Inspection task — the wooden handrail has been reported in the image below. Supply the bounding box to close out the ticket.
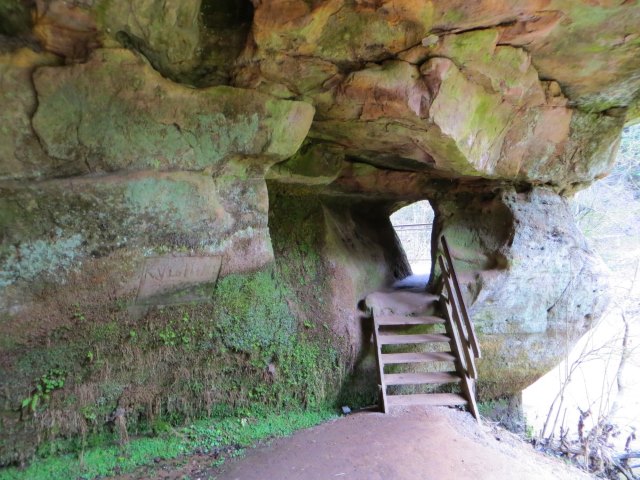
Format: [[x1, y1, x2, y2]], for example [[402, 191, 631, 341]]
[[369, 234, 481, 421], [438, 256, 477, 380], [437, 252, 481, 421], [372, 316, 388, 414], [440, 236, 481, 359]]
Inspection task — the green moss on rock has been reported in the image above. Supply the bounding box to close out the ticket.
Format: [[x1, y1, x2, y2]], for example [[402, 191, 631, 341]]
[[0, 265, 344, 466], [212, 270, 296, 360], [32, 49, 314, 172]]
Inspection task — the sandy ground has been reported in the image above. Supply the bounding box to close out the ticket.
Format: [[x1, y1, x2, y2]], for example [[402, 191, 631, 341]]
[[216, 407, 592, 480], [116, 407, 594, 480]]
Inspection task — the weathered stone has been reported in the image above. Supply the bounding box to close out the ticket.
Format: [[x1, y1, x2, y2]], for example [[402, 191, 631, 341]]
[[519, 3, 640, 113], [0, 0, 638, 465], [250, 0, 640, 113], [0, 48, 60, 180], [250, 0, 433, 63], [431, 187, 611, 397], [236, 0, 639, 188], [0, 165, 276, 351], [28, 0, 202, 74], [268, 187, 411, 403], [267, 142, 346, 186], [136, 255, 222, 302], [32, 0, 100, 61], [303, 32, 625, 186], [95, 0, 201, 74], [235, 52, 340, 101], [32, 49, 314, 173]]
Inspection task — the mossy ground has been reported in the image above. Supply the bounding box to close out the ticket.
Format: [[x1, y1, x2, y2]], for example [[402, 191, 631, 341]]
[[0, 409, 336, 480]]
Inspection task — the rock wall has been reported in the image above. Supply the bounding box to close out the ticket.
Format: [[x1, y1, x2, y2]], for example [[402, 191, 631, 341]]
[[1, 0, 638, 465], [0, 47, 322, 464], [268, 187, 411, 406], [1, 47, 314, 308], [430, 187, 610, 397], [0, 47, 408, 458]]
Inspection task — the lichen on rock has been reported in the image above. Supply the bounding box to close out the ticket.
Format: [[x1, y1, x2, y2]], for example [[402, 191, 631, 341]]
[[32, 49, 314, 173]]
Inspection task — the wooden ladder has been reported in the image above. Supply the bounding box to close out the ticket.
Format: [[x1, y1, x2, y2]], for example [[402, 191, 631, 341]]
[[373, 236, 482, 420]]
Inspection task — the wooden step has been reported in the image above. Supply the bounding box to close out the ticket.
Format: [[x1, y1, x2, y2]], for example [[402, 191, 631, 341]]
[[381, 352, 456, 364], [378, 333, 449, 345], [386, 393, 467, 407], [376, 315, 445, 326], [385, 372, 460, 385]]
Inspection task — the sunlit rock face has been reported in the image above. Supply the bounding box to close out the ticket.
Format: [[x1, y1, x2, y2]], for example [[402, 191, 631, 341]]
[[0, 0, 638, 464]]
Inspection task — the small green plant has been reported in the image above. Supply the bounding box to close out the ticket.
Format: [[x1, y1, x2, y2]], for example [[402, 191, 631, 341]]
[[157, 312, 197, 347], [158, 326, 178, 347], [179, 312, 197, 346], [21, 368, 67, 413], [72, 304, 86, 322], [524, 422, 534, 440], [80, 405, 98, 423], [151, 419, 172, 436]]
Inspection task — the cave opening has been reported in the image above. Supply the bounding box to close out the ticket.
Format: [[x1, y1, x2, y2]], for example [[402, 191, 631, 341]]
[[390, 200, 435, 283]]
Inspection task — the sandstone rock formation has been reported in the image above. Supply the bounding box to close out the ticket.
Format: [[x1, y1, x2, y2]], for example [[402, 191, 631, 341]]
[[431, 187, 611, 397], [0, 0, 638, 464]]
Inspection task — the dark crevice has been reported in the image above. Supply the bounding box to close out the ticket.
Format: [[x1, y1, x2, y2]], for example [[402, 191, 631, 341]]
[[430, 18, 519, 36], [0, 0, 33, 37], [344, 155, 436, 174], [193, 0, 254, 87], [201, 0, 254, 30]]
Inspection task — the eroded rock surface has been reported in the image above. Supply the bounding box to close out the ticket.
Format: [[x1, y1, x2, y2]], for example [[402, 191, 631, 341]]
[[431, 187, 610, 397], [237, 0, 637, 188]]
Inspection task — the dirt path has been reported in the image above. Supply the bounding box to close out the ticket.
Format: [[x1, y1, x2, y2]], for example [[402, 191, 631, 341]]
[[214, 407, 591, 480], [112, 407, 593, 480]]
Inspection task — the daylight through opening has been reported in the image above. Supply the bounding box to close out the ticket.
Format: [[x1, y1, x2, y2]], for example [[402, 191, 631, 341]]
[[390, 200, 434, 276]]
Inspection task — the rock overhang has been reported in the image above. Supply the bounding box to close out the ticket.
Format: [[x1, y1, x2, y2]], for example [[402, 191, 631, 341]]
[[2, 0, 638, 190]]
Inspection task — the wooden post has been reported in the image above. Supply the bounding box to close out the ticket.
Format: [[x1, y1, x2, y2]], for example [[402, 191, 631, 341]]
[[372, 315, 388, 413], [441, 236, 481, 359]]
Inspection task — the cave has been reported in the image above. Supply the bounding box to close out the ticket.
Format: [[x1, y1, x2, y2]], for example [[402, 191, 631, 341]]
[[0, 0, 638, 472]]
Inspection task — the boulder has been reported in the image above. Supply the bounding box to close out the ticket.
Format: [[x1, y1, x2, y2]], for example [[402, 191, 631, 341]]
[[32, 48, 314, 173]]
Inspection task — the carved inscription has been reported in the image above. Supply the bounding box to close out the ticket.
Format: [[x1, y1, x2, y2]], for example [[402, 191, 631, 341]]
[[137, 256, 222, 301]]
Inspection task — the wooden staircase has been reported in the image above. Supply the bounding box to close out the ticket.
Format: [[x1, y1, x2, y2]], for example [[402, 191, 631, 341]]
[[373, 236, 482, 420]]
